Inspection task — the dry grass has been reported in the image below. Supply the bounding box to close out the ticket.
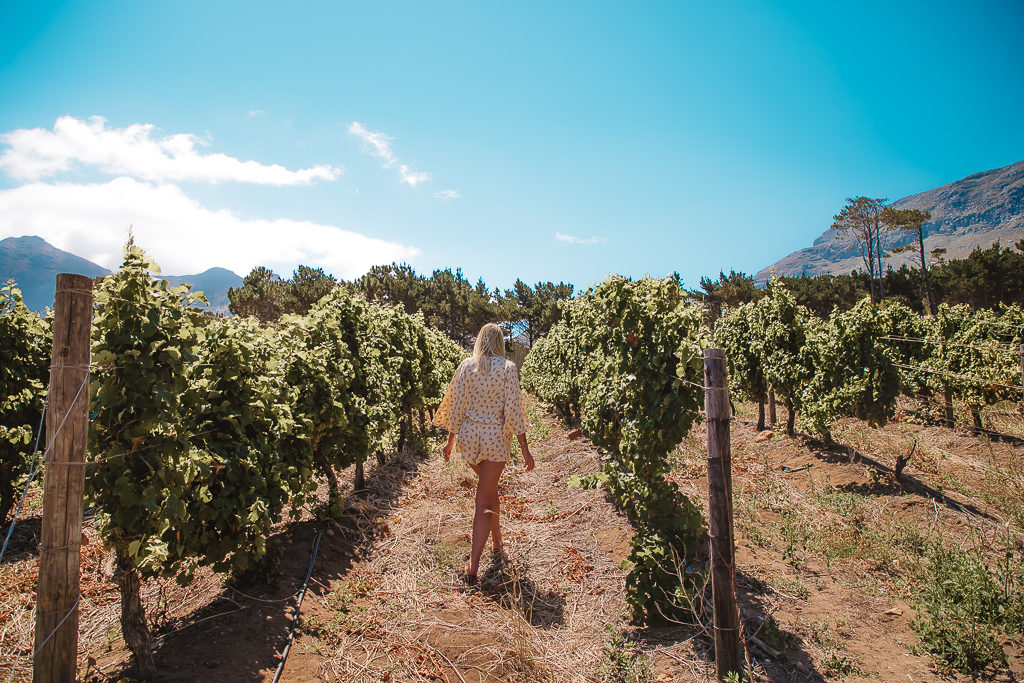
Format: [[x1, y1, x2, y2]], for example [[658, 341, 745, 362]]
[[290, 402, 639, 682], [4, 394, 1023, 682], [667, 400, 1024, 682]]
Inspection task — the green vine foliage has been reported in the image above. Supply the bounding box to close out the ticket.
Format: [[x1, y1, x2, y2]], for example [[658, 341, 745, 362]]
[[421, 325, 466, 409], [278, 290, 364, 494], [180, 316, 315, 578], [714, 301, 767, 405], [920, 304, 1023, 423], [716, 287, 1023, 438], [358, 304, 427, 453], [754, 281, 816, 429], [18, 237, 470, 673], [280, 291, 465, 501], [875, 298, 932, 398], [996, 304, 1024, 407], [0, 281, 51, 521], [88, 239, 208, 580], [521, 319, 584, 425], [528, 275, 706, 623], [800, 299, 901, 435], [717, 288, 902, 439], [359, 304, 465, 455]]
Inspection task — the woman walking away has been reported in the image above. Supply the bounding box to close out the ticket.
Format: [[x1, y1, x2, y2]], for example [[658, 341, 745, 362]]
[[434, 323, 535, 581]]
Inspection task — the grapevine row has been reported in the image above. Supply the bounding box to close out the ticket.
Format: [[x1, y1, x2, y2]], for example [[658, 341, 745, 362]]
[[520, 275, 1023, 623], [522, 275, 707, 622], [2, 239, 465, 677], [0, 281, 51, 525], [714, 281, 1023, 439]]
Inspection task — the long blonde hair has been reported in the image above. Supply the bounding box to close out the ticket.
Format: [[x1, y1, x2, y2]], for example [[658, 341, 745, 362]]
[[472, 323, 506, 374]]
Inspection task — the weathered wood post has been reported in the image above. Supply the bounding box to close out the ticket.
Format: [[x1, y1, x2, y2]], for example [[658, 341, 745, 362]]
[[354, 460, 365, 491], [704, 348, 741, 681], [943, 388, 955, 428], [768, 390, 777, 428], [34, 274, 93, 683], [1019, 344, 1023, 408]]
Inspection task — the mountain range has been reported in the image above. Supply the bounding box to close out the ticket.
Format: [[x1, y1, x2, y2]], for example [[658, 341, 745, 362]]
[[0, 235, 241, 314], [755, 160, 1024, 281]]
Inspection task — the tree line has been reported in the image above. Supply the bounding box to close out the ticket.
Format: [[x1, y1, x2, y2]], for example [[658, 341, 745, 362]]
[[227, 262, 574, 347], [698, 239, 1024, 321]]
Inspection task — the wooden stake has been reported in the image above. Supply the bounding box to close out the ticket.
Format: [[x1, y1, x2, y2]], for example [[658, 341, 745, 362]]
[[354, 460, 365, 491], [768, 390, 777, 427], [34, 274, 92, 683], [943, 387, 954, 428], [703, 348, 741, 681]]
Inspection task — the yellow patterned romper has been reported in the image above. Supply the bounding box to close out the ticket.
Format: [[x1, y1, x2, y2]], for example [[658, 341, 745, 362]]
[[433, 356, 529, 465]]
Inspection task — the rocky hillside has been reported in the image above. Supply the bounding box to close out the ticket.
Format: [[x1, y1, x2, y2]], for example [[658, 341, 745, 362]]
[[756, 159, 1024, 280], [0, 235, 241, 313]]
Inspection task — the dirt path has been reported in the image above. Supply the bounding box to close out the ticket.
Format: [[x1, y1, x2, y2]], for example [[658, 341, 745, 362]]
[[279, 399, 638, 682]]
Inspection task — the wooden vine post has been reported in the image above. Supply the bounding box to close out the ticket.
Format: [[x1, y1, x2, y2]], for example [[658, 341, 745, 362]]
[[34, 274, 93, 683], [703, 348, 741, 681]]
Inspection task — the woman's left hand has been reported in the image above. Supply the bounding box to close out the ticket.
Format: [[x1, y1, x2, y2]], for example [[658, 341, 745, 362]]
[[522, 446, 535, 473], [443, 435, 455, 462]]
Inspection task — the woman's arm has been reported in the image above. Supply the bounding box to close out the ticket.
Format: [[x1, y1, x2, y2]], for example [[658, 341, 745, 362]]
[[503, 362, 534, 472], [434, 359, 470, 433], [443, 431, 456, 461], [516, 432, 535, 472]]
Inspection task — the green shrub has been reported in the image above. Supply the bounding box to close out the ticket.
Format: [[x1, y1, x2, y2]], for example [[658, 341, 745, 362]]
[[598, 625, 653, 683], [911, 540, 1023, 674]]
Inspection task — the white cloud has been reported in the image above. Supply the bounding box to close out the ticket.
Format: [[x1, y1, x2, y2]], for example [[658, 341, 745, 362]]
[[555, 232, 608, 245], [434, 189, 461, 201], [0, 178, 418, 278], [0, 116, 341, 185], [247, 109, 267, 118], [348, 121, 430, 186]]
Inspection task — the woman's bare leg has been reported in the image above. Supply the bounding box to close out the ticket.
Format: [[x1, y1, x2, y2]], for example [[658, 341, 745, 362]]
[[468, 460, 505, 576], [490, 490, 503, 551], [468, 462, 502, 551]]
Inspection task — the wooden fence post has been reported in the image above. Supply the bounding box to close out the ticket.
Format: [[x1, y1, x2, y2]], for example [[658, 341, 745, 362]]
[[943, 388, 955, 428], [768, 390, 777, 428], [704, 348, 741, 681], [354, 460, 365, 491], [34, 274, 93, 683]]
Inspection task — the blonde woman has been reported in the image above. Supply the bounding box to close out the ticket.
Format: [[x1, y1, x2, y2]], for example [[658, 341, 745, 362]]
[[434, 323, 535, 581]]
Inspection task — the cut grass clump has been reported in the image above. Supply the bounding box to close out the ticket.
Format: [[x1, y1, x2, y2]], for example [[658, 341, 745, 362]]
[[821, 652, 864, 678]]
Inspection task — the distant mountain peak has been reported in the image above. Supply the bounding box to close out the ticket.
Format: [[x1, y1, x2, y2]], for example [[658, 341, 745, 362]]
[[0, 236, 242, 314], [756, 160, 1024, 281]]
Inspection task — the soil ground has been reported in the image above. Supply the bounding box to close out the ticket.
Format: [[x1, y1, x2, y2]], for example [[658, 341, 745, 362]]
[[1, 396, 1022, 681]]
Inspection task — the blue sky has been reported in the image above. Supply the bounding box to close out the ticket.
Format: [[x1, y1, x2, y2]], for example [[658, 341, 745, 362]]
[[1, 0, 1022, 289]]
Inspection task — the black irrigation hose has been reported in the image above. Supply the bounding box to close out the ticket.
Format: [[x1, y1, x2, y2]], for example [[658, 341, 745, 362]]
[[271, 529, 324, 683]]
